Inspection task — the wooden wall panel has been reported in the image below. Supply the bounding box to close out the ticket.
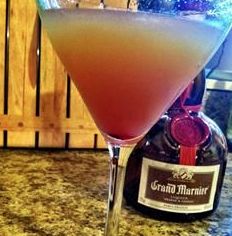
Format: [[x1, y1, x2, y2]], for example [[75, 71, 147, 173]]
[[104, 0, 129, 9], [96, 134, 107, 149], [39, 29, 67, 148], [68, 81, 106, 149], [0, 0, 6, 146], [0, 2, 107, 149], [7, 0, 38, 147], [69, 131, 96, 149], [69, 81, 98, 148], [0, 1, 6, 112]]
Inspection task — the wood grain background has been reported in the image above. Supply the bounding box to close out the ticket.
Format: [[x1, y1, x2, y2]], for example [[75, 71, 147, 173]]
[[0, 0, 107, 149]]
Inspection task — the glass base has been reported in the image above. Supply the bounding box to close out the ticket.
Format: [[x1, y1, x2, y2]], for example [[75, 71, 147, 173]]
[[102, 132, 143, 146]]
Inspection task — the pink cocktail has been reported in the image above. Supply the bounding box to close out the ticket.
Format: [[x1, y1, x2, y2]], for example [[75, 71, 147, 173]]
[[42, 9, 225, 141], [35, 1, 232, 235]]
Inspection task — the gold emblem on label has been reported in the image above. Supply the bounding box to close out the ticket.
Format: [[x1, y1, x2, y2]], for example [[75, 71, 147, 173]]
[[171, 168, 194, 182]]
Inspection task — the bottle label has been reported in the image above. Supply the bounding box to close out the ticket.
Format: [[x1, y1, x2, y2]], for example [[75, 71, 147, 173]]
[[138, 158, 220, 213]]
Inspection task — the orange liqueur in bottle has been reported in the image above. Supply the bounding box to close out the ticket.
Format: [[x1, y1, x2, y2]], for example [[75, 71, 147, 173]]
[[124, 72, 228, 221]]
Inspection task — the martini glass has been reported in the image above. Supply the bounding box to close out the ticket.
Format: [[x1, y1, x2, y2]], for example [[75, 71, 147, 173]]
[[35, 0, 232, 235]]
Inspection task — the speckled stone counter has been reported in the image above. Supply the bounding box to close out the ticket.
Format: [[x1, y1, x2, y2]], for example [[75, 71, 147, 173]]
[[0, 150, 231, 236]]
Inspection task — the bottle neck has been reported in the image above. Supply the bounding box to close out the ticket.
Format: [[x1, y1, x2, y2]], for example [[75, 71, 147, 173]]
[[165, 71, 210, 165], [168, 70, 206, 114]]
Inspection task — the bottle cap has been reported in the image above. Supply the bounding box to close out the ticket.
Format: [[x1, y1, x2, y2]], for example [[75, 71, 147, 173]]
[[170, 114, 210, 147]]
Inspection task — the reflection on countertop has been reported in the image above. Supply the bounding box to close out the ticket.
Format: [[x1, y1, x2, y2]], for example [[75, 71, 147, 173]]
[[0, 150, 231, 236]]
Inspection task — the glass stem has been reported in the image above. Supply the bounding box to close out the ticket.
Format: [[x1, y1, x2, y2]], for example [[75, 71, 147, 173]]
[[105, 144, 135, 236]]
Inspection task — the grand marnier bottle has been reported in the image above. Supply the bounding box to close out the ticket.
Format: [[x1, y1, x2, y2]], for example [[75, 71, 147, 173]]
[[124, 72, 228, 221]]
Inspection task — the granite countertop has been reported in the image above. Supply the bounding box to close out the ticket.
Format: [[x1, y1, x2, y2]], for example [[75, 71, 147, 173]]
[[0, 149, 231, 236]]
